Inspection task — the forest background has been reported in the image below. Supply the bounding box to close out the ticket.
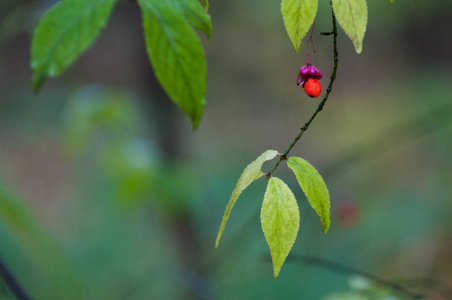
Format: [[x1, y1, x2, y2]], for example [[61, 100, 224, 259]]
[[0, 0, 451, 299]]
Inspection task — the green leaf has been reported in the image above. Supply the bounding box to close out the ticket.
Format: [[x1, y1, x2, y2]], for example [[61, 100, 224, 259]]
[[389, 0, 395, 3], [215, 150, 279, 248], [173, 0, 212, 38], [287, 156, 330, 234], [281, 0, 318, 52], [201, 0, 209, 12], [332, 0, 368, 54], [261, 177, 300, 278], [31, 0, 118, 91], [139, 0, 207, 129]]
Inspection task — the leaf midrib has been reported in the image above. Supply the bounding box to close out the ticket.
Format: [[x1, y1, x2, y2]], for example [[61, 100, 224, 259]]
[[344, 0, 359, 41], [295, 163, 327, 219]]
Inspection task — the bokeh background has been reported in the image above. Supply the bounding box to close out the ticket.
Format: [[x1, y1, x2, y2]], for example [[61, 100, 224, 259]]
[[0, 0, 451, 299]]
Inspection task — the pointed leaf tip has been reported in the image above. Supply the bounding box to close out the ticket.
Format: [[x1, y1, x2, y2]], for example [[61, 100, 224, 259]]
[[215, 150, 279, 248], [139, 0, 207, 130], [287, 156, 330, 234], [332, 0, 368, 54], [32, 73, 46, 93], [261, 177, 300, 278], [281, 0, 318, 52]]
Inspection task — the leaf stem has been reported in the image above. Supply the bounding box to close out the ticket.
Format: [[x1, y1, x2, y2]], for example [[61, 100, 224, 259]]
[[307, 20, 316, 64], [266, 6, 338, 179]]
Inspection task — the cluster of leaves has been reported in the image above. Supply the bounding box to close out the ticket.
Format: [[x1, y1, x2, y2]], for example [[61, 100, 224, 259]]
[[282, 0, 368, 53], [31, 0, 211, 129], [216, 150, 330, 278]]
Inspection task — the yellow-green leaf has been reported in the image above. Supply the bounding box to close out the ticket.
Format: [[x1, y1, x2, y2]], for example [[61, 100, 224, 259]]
[[287, 156, 330, 234], [215, 150, 279, 248], [261, 177, 300, 278], [332, 0, 368, 54], [281, 0, 318, 52]]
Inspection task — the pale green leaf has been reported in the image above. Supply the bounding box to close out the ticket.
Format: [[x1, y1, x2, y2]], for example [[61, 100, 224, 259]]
[[287, 156, 330, 234], [281, 0, 318, 52], [139, 0, 207, 129], [173, 0, 212, 38], [261, 177, 300, 278], [389, 0, 395, 3], [31, 0, 118, 91], [332, 0, 368, 54], [215, 150, 279, 248]]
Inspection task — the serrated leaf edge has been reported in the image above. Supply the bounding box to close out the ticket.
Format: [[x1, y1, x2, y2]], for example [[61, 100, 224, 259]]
[[261, 177, 300, 278], [287, 156, 331, 234]]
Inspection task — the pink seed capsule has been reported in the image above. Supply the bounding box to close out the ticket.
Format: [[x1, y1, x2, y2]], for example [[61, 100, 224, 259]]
[[297, 63, 323, 87]]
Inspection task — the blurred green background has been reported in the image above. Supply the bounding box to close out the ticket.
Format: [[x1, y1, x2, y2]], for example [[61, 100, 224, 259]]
[[0, 0, 451, 299]]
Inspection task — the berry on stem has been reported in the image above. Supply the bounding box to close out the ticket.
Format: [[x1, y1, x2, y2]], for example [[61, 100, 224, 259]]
[[304, 78, 321, 98], [297, 21, 323, 99]]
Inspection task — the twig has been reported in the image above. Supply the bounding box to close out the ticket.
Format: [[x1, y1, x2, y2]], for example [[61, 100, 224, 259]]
[[0, 258, 31, 300], [286, 255, 423, 299], [266, 5, 339, 178], [395, 278, 452, 299]]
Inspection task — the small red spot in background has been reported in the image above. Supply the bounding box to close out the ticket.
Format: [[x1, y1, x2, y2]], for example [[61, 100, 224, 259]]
[[335, 201, 361, 228]]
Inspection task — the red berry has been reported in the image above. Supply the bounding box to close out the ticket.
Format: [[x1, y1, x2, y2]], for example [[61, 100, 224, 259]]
[[304, 78, 321, 98]]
